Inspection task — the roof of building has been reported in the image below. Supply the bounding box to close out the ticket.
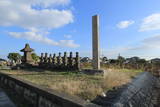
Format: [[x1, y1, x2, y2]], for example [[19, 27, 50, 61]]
[[20, 43, 34, 52], [0, 58, 6, 62]]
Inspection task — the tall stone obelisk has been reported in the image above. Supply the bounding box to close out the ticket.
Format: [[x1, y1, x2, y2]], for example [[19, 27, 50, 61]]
[[92, 15, 100, 70]]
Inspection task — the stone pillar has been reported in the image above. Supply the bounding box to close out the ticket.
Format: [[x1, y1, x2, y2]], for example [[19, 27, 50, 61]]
[[52, 53, 57, 68], [75, 52, 80, 70], [68, 52, 74, 69], [48, 54, 52, 64], [40, 53, 44, 63], [63, 52, 68, 68], [44, 53, 48, 64], [57, 52, 62, 67], [92, 15, 100, 70]]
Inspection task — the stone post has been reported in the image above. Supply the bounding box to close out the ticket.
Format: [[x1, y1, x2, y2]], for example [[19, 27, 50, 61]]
[[63, 52, 68, 68], [57, 52, 62, 68], [40, 53, 44, 63], [68, 52, 74, 69], [52, 54, 57, 68], [75, 52, 80, 70], [44, 53, 48, 64], [48, 54, 52, 64], [92, 15, 100, 70]]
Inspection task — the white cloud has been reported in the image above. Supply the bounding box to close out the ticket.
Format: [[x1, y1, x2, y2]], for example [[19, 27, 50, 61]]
[[140, 13, 160, 32], [0, 0, 80, 48], [64, 34, 72, 39], [141, 35, 160, 49], [32, 0, 71, 8], [59, 40, 80, 48], [0, 0, 73, 29], [9, 31, 79, 48], [117, 20, 135, 29]]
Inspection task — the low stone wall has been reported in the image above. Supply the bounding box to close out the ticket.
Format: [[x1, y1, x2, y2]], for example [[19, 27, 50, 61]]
[[0, 72, 98, 107]]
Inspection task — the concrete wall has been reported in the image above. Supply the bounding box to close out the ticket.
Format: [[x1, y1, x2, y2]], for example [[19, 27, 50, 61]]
[[0, 72, 98, 107], [113, 72, 160, 107], [93, 72, 160, 107]]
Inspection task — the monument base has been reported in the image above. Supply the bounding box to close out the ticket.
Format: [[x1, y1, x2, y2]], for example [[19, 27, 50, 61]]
[[81, 69, 105, 75]]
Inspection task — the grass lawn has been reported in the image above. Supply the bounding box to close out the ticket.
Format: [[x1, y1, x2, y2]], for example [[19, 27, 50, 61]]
[[0, 68, 143, 101]]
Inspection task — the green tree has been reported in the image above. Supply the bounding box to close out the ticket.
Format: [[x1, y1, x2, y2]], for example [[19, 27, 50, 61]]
[[117, 56, 125, 64], [8, 53, 21, 63], [101, 57, 108, 63], [31, 53, 39, 62]]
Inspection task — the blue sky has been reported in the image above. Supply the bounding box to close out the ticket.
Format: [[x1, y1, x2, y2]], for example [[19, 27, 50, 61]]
[[0, 0, 160, 59]]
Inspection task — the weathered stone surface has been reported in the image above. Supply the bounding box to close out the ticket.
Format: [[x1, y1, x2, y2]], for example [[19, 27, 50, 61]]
[[81, 69, 104, 75], [40, 53, 44, 63], [68, 52, 74, 68], [20, 43, 34, 64], [63, 52, 68, 67], [113, 72, 159, 107], [48, 54, 52, 64], [0, 72, 99, 107], [52, 53, 57, 68], [57, 53, 63, 68], [44, 53, 48, 63], [38, 52, 81, 71], [92, 72, 160, 107], [92, 15, 100, 70], [75, 52, 80, 70], [0, 88, 16, 107]]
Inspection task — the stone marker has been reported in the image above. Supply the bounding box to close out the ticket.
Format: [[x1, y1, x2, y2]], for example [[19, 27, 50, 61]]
[[63, 52, 68, 67], [20, 43, 34, 64], [44, 53, 48, 63], [52, 53, 57, 66], [40, 53, 44, 63], [75, 52, 80, 70], [92, 15, 100, 70]]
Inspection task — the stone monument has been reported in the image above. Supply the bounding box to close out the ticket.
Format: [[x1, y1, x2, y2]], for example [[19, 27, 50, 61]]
[[92, 15, 100, 70], [82, 15, 104, 75], [20, 43, 34, 64]]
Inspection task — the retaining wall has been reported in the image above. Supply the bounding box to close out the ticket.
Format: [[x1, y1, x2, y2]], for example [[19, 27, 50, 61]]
[[113, 72, 160, 107], [0, 72, 98, 107], [93, 72, 160, 107]]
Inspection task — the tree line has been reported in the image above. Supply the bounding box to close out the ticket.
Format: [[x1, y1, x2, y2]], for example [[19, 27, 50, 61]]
[[81, 56, 160, 71]]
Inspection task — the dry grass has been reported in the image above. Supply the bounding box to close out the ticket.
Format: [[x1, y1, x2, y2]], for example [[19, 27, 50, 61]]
[[0, 68, 142, 100], [102, 69, 132, 89]]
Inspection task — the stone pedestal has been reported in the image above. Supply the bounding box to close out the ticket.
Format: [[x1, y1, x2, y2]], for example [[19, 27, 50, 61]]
[[81, 69, 104, 75]]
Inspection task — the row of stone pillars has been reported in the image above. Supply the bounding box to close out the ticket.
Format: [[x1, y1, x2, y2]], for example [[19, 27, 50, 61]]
[[39, 52, 80, 70]]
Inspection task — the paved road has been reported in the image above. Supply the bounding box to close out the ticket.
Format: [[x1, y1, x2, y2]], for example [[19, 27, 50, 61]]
[[0, 88, 16, 107]]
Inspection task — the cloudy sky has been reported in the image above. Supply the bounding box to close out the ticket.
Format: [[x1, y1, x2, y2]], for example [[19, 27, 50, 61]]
[[0, 0, 160, 59]]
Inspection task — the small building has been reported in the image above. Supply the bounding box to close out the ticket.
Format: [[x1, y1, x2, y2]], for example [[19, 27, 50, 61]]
[[20, 44, 34, 64], [151, 58, 160, 64]]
